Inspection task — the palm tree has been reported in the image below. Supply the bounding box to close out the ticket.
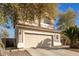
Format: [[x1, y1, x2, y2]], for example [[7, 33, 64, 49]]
[[63, 26, 78, 48]]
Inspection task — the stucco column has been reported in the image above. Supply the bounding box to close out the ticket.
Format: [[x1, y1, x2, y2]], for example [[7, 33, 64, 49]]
[[50, 18, 54, 29]]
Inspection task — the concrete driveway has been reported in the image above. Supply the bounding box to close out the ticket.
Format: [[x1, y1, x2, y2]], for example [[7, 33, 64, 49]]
[[27, 48, 79, 56]]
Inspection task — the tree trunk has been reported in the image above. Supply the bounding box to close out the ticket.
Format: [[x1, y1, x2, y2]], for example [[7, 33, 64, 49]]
[[70, 40, 75, 48]]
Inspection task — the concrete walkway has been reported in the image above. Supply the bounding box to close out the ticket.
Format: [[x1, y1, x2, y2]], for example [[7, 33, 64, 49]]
[[27, 48, 79, 56]]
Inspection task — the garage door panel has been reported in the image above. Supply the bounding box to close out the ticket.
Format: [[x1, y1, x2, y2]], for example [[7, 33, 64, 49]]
[[24, 33, 52, 48]]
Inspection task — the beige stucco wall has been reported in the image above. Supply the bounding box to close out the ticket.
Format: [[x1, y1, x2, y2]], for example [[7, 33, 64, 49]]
[[18, 18, 54, 29], [17, 29, 62, 49]]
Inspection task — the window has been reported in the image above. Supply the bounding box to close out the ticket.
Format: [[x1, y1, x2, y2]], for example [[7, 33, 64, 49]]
[[44, 16, 50, 24], [56, 35, 59, 40]]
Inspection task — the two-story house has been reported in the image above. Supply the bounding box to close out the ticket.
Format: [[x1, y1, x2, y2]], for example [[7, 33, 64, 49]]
[[15, 13, 61, 49]]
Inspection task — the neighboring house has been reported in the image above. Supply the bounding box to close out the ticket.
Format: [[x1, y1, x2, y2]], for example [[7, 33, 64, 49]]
[[15, 15, 62, 49], [1, 38, 15, 48]]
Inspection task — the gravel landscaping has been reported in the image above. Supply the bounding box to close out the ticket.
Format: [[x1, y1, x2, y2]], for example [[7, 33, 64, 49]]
[[0, 48, 31, 56]]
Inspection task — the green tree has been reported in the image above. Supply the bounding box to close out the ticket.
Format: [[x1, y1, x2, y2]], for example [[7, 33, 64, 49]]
[[1, 29, 9, 38], [0, 3, 58, 28], [0, 28, 9, 48], [57, 8, 76, 30], [0, 4, 8, 25], [34, 3, 58, 26]]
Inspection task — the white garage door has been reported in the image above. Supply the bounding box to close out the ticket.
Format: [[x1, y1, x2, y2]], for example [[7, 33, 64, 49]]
[[24, 33, 53, 48]]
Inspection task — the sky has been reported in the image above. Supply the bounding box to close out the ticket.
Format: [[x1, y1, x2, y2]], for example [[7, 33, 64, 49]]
[[1, 3, 79, 38]]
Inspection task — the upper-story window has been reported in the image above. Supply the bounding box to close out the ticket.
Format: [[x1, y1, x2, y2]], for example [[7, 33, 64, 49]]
[[44, 16, 51, 24], [56, 35, 59, 39]]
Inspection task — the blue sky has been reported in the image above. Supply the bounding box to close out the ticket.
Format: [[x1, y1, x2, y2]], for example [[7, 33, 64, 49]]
[[1, 3, 79, 38]]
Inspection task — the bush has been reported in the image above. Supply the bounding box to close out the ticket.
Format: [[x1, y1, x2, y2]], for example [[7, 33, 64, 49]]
[[0, 41, 4, 49]]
